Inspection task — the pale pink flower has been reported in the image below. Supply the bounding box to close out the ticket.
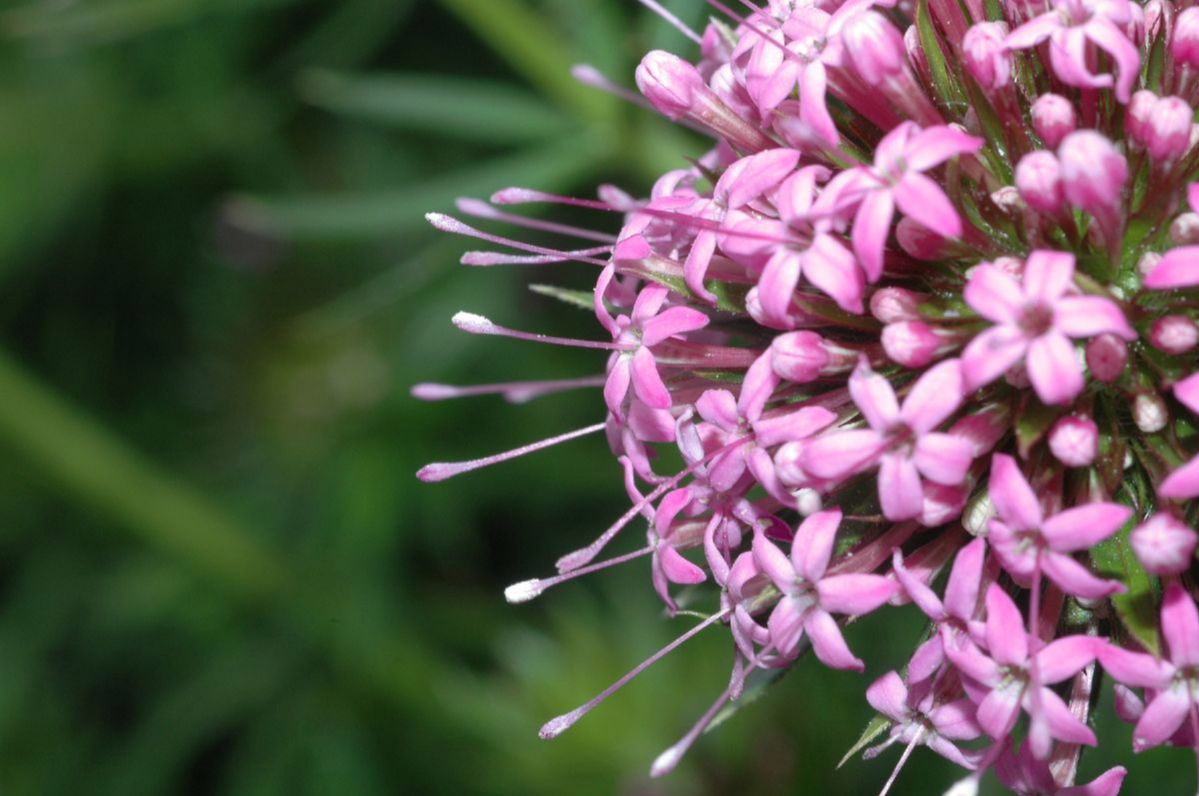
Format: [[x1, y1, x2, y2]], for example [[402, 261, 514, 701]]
[[962, 251, 1135, 405], [865, 671, 984, 769]]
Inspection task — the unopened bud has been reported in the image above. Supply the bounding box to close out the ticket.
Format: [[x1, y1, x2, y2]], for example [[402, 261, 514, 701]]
[[990, 186, 1025, 214], [636, 50, 707, 119], [1137, 252, 1163, 282], [870, 287, 925, 323], [1031, 93, 1076, 149], [1173, 7, 1199, 68], [1131, 514, 1198, 575], [1171, 212, 1199, 244], [896, 217, 947, 260], [1147, 96, 1193, 161], [1048, 415, 1099, 468], [1150, 315, 1199, 354], [882, 321, 944, 368], [1016, 150, 1065, 214], [1058, 131, 1128, 218], [771, 332, 832, 382], [1126, 90, 1159, 147], [963, 22, 1011, 90], [1133, 391, 1169, 433], [842, 11, 906, 85], [1086, 334, 1128, 383]]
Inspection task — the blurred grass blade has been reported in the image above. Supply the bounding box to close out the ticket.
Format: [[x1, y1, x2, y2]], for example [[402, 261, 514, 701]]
[[2, 0, 297, 42], [278, 0, 416, 72], [0, 348, 287, 598], [300, 70, 573, 144], [435, 0, 614, 121], [225, 135, 608, 241]]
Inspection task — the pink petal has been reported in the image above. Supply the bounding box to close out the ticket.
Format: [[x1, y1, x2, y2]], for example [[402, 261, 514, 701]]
[[1162, 582, 1199, 667], [985, 584, 1029, 666], [849, 359, 901, 430], [852, 188, 894, 282], [653, 487, 692, 536], [943, 634, 1000, 685], [977, 683, 1023, 739], [1038, 685, 1097, 746], [892, 551, 945, 621], [753, 405, 838, 448], [758, 249, 804, 324], [799, 60, 838, 147], [1098, 644, 1175, 689], [1042, 552, 1125, 599], [660, 545, 707, 584], [1159, 454, 1199, 500], [593, 264, 619, 335], [1041, 503, 1132, 551], [1027, 331, 1084, 406], [904, 126, 984, 172], [961, 325, 1028, 392], [1133, 684, 1192, 750], [753, 531, 797, 591], [900, 358, 964, 434], [1062, 767, 1127, 796], [893, 172, 962, 238], [1174, 371, 1199, 415], [640, 305, 710, 346], [908, 636, 945, 682], [683, 230, 719, 303], [604, 355, 632, 415], [801, 428, 887, 479], [631, 284, 669, 323], [792, 508, 841, 581], [1055, 295, 1136, 341], [737, 350, 780, 423], [989, 453, 1043, 530], [1023, 250, 1075, 302], [725, 148, 802, 209], [929, 699, 982, 741], [768, 596, 807, 657], [630, 346, 672, 409], [914, 432, 974, 485], [805, 608, 864, 671], [803, 233, 865, 314], [865, 670, 909, 722], [818, 573, 898, 615], [989, 520, 1038, 582], [964, 265, 1024, 324], [878, 452, 924, 521], [943, 538, 987, 622], [1144, 246, 1199, 289], [1006, 12, 1062, 49], [1036, 635, 1099, 683], [1083, 18, 1141, 102], [695, 389, 739, 431]]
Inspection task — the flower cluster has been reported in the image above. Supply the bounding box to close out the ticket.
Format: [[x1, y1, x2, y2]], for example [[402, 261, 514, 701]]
[[418, 0, 1199, 792]]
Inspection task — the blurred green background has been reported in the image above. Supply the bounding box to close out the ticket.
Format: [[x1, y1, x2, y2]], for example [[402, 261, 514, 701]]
[[0, 0, 1190, 793]]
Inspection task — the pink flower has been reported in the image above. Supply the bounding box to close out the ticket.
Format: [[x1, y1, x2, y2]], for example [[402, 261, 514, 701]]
[[1129, 513, 1197, 576], [962, 251, 1135, 405], [1144, 184, 1199, 289], [1158, 372, 1199, 499], [1099, 584, 1199, 751], [987, 454, 1130, 598], [995, 740, 1126, 796], [752, 508, 897, 670], [865, 671, 983, 769], [802, 358, 973, 521], [945, 585, 1100, 758], [1006, 0, 1141, 102], [822, 122, 982, 282]]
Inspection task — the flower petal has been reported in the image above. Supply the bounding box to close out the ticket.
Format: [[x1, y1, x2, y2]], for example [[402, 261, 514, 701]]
[[660, 545, 707, 584], [964, 265, 1025, 324], [1039, 685, 1097, 747], [900, 358, 964, 434], [604, 355, 632, 415], [768, 596, 807, 657], [818, 573, 898, 615], [695, 389, 739, 431], [893, 172, 962, 238], [977, 683, 1023, 739], [985, 584, 1028, 666], [1133, 684, 1192, 750], [1027, 331, 1083, 405], [792, 508, 842, 581], [1023, 250, 1075, 302], [1042, 552, 1125, 599], [805, 608, 864, 671], [852, 188, 894, 282], [1174, 371, 1199, 415], [988, 453, 1043, 530], [1098, 644, 1175, 689], [1055, 295, 1136, 340], [943, 538, 987, 622], [753, 531, 797, 591], [801, 429, 887, 479], [1162, 581, 1199, 667], [904, 126, 984, 172], [962, 325, 1027, 392], [849, 358, 901, 430], [865, 670, 909, 722], [640, 305, 710, 346], [1144, 246, 1199, 289], [630, 346, 673, 408], [914, 432, 974, 485], [1159, 454, 1199, 500], [1041, 503, 1132, 551], [1036, 635, 1099, 683], [878, 452, 924, 521]]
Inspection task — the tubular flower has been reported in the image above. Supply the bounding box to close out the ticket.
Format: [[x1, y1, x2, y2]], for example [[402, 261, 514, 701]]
[[418, 1, 1199, 792]]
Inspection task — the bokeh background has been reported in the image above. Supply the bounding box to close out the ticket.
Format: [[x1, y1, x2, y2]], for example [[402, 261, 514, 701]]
[[0, 0, 1191, 793]]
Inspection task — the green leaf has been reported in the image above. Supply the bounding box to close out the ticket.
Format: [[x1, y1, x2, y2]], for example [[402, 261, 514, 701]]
[[915, 0, 963, 110], [225, 136, 607, 241], [299, 70, 573, 144], [1090, 514, 1160, 654], [528, 283, 594, 311], [1016, 396, 1061, 458], [838, 714, 890, 769]]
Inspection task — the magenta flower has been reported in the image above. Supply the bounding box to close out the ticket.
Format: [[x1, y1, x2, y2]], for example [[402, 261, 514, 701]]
[[962, 251, 1135, 405], [1099, 584, 1199, 751], [987, 454, 1129, 598], [995, 740, 1126, 796], [946, 585, 1100, 758], [823, 122, 982, 281], [803, 357, 973, 521], [865, 670, 983, 770], [752, 509, 897, 670]]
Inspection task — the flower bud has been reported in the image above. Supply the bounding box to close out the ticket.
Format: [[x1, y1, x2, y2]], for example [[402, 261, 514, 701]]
[[1137, 251, 1163, 281], [1173, 7, 1199, 68], [1048, 415, 1099, 468], [1131, 514, 1198, 575], [1015, 151, 1065, 214], [1150, 315, 1199, 354], [636, 50, 707, 119], [1147, 96, 1193, 161], [1133, 391, 1169, 433], [990, 186, 1025, 215], [882, 321, 943, 368], [1086, 334, 1128, 383], [870, 287, 925, 323], [771, 332, 831, 383], [773, 441, 809, 488], [1031, 93, 1076, 148], [896, 217, 946, 260], [963, 22, 1011, 90], [1125, 90, 1158, 147], [841, 11, 906, 85], [1058, 131, 1128, 218], [1171, 212, 1199, 244]]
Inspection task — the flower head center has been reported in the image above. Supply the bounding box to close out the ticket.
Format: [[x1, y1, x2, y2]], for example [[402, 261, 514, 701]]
[[1019, 302, 1056, 338]]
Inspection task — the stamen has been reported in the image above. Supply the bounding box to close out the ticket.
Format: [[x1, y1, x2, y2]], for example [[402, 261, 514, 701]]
[[460, 247, 611, 267], [417, 422, 606, 482], [636, 0, 704, 45], [491, 188, 616, 211], [425, 213, 610, 265], [650, 683, 734, 777], [572, 64, 657, 110], [451, 312, 626, 350], [411, 375, 605, 404], [540, 608, 729, 739], [556, 436, 754, 572], [455, 197, 616, 243], [878, 729, 924, 796], [507, 545, 655, 604]]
